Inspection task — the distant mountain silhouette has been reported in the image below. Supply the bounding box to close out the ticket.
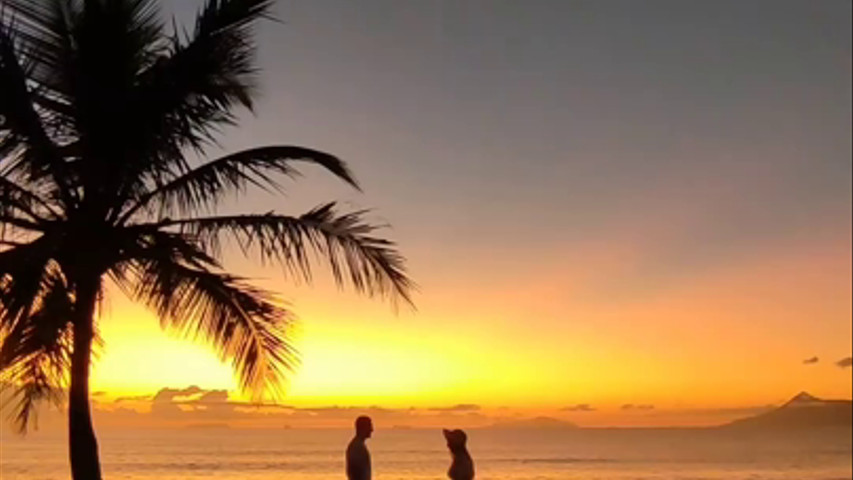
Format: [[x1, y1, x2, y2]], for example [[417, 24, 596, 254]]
[[487, 416, 579, 430], [724, 392, 852, 430]]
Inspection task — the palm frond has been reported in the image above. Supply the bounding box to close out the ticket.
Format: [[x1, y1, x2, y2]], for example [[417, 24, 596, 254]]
[[124, 0, 273, 167], [106, 227, 294, 397], [0, 0, 78, 94], [0, 177, 51, 245], [0, 213, 44, 232], [92, 0, 275, 220], [185, 0, 275, 113], [119, 146, 359, 222], [0, 12, 58, 170], [0, 238, 58, 333], [0, 265, 72, 432], [160, 203, 414, 305], [129, 259, 296, 397], [116, 227, 221, 271], [5, 0, 164, 98], [0, 175, 59, 221], [0, 3, 77, 206]]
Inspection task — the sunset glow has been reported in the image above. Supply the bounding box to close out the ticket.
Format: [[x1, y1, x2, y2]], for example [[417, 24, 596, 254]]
[[85, 224, 852, 427], [3, 0, 851, 433]]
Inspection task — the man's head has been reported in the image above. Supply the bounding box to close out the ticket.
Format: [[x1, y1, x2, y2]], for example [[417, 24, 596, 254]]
[[355, 416, 373, 439]]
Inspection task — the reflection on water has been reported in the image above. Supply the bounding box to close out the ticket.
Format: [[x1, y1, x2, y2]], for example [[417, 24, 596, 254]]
[[2, 427, 851, 479]]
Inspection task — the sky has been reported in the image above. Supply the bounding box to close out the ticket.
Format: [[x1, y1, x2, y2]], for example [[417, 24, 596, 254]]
[[24, 0, 852, 428]]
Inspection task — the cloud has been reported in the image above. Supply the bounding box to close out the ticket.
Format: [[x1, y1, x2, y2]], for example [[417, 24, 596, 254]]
[[561, 404, 596, 412], [149, 386, 228, 417], [429, 404, 481, 412], [80, 386, 527, 429], [836, 357, 853, 368], [113, 394, 153, 404], [621, 404, 655, 411], [152, 386, 205, 404], [802, 356, 819, 365], [196, 390, 229, 405]]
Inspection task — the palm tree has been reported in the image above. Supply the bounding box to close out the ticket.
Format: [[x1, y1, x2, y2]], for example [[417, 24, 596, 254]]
[[0, 1, 412, 479]]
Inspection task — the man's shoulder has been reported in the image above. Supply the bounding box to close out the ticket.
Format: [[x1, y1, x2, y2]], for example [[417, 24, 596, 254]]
[[346, 438, 367, 456]]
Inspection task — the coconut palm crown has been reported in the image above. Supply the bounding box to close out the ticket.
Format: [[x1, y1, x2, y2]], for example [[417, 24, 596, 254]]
[[0, 1, 412, 479]]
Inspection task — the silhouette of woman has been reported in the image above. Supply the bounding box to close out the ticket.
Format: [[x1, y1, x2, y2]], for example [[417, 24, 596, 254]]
[[443, 429, 475, 480]]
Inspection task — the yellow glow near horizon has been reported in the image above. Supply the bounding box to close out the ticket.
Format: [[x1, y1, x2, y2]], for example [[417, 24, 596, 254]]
[[92, 300, 237, 395], [84, 226, 852, 425]]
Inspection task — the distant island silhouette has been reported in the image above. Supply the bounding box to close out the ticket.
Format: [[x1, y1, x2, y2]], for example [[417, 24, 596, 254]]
[[475, 392, 852, 431], [723, 392, 852, 430]]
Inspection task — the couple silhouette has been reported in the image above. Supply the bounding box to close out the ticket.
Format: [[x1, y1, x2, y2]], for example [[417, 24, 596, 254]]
[[345, 416, 475, 480]]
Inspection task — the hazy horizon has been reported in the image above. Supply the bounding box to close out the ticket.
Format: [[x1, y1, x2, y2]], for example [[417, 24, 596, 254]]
[[2, 384, 849, 431]]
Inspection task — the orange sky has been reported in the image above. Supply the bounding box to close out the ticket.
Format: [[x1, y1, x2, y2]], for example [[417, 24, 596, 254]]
[[83, 220, 851, 427]]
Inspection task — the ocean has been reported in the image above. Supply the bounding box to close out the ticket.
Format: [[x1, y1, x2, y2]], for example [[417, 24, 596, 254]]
[[1, 427, 851, 479]]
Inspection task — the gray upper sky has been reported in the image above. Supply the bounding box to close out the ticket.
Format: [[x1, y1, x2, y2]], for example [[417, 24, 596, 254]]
[[163, 0, 853, 288]]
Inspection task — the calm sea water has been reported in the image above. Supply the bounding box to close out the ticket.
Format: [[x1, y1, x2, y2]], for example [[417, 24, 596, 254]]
[[1, 427, 851, 480]]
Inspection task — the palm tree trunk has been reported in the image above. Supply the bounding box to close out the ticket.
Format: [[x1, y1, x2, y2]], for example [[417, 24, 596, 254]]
[[68, 274, 103, 480]]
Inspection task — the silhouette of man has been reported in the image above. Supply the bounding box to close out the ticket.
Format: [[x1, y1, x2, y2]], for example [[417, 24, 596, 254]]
[[346, 416, 373, 480]]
